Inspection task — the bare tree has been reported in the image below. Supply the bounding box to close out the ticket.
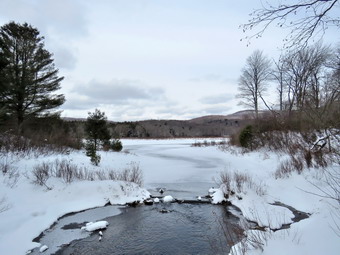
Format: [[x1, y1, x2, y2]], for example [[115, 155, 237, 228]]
[[237, 50, 272, 119], [240, 0, 340, 49], [272, 55, 287, 111], [279, 43, 331, 113]]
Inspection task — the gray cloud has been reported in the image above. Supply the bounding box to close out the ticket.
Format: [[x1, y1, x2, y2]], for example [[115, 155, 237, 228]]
[[200, 93, 234, 104], [189, 73, 222, 83], [53, 46, 77, 70], [202, 105, 232, 115], [39, 0, 88, 38], [0, 0, 88, 72], [0, 0, 88, 38], [78, 79, 164, 102], [63, 79, 166, 111]]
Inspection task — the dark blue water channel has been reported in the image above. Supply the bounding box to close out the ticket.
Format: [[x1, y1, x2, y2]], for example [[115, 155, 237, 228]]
[[54, 202, 241, 255]]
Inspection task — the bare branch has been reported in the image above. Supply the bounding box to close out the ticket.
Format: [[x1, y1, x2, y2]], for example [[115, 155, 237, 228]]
[[241, 0, 339, 49]]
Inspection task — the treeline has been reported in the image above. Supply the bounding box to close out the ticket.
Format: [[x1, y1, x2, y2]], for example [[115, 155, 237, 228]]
[[66, 116, 246, 139], [237, 43, 340, 134]]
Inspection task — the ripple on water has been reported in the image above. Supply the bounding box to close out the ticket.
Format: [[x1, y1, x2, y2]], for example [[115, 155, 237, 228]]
[[54, 203, 241, 255]]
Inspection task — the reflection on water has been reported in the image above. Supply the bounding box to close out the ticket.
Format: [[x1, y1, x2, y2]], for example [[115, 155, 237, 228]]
[[55, 203, 241, 255]]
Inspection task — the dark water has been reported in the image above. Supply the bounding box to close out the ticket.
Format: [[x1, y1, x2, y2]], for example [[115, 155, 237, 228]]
[[55, 203, 241, 255]]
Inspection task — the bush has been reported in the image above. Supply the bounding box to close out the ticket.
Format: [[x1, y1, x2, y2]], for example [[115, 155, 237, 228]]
[[216, 170, 266, 197], [120, 162, 143, 186], [111, 139, 123, 152], [55, 159, 79, 183], [217, 171, 232, 193], [239, 125, 253, 148], [32, 162, 51, 189], [31, 159, 144, 186]]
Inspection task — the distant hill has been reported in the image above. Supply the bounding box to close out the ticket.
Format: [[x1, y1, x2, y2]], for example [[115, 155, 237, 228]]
[[188, 110, 256, 124], [63, 111, 254, 138]]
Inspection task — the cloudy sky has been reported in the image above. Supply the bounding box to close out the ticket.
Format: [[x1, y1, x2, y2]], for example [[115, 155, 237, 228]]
[[0, 0, 338, 121]]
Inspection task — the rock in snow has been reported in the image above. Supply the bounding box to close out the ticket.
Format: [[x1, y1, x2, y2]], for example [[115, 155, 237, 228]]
[[39, 245, 48, 253], [163, 195, 174, 203], [81, 221, 109, 232]]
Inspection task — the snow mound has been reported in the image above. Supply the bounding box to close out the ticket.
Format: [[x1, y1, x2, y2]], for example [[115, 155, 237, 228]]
[[153, 198, 160, 203], [81, 221, 109, 232], [39, 245, 48, 253], [163, 195, 174, 203], [209, 187, 218, 193], [211, 188, 226, 204]]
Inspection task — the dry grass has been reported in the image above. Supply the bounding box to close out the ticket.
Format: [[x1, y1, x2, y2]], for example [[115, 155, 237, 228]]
[[216, 169, 267, 197], [31, 159, 144, 187]]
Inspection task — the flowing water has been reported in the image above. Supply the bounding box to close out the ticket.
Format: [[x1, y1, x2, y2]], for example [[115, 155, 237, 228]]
[[31, 182, 242, 255], [54, 202, 241, 255], [31, 140, 243, 254]]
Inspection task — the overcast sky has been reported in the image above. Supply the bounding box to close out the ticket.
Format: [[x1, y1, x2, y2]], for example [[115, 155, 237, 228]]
[[0, 0, 338, 121]]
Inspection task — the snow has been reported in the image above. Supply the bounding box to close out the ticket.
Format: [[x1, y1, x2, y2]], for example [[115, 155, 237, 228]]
[[0, 137, 339, 255], [211, 188, 227, 204], [163, 195, 174, 203], [81, 221, 109, 232], [153, 198, 160, 203], [39, 245, 48, 253]]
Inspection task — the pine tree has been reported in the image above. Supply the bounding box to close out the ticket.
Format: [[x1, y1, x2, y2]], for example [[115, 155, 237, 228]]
[[0, 22, 65, 130], [85, 109, 111, 165]]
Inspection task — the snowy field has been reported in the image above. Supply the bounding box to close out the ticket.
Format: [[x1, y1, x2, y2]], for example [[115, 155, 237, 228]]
[[0, 138, 339, 254]]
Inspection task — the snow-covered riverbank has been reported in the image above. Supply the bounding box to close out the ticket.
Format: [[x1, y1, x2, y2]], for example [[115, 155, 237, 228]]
[[0, 138, 339, 254]]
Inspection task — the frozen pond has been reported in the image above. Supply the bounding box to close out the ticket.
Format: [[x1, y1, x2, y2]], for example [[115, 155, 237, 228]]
[[31, 139, 243, 254]]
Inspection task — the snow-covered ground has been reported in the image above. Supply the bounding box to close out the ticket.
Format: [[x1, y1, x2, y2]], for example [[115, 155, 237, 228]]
[[0, 138, 339, 254]]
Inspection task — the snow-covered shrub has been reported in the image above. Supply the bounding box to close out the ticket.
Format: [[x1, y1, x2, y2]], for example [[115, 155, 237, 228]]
[[51, 159, 81, 183], [275, 159, 294, 179], [234, 172, 251, 193], [32, 159, 144, 186], [216, 170, 266, 197], [313, 150, 328, 168], [32, 162, 51, 189], [289, 155, 304, 174], [217, 171, 232, 192], [0, 156, 20, 188], [120, 162, 143, 186], [95, 169, 107, 180], [0, 131, 74, 157], [107, 169, 119, 180], [0, 196, 10, 213]]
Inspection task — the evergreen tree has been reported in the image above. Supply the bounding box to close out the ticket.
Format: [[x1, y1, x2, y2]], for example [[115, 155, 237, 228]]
[[85, 109, 110, 165], [111, 138, 123, 152], [85, 109, 111, 151], [0, 22, 65, 130]]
